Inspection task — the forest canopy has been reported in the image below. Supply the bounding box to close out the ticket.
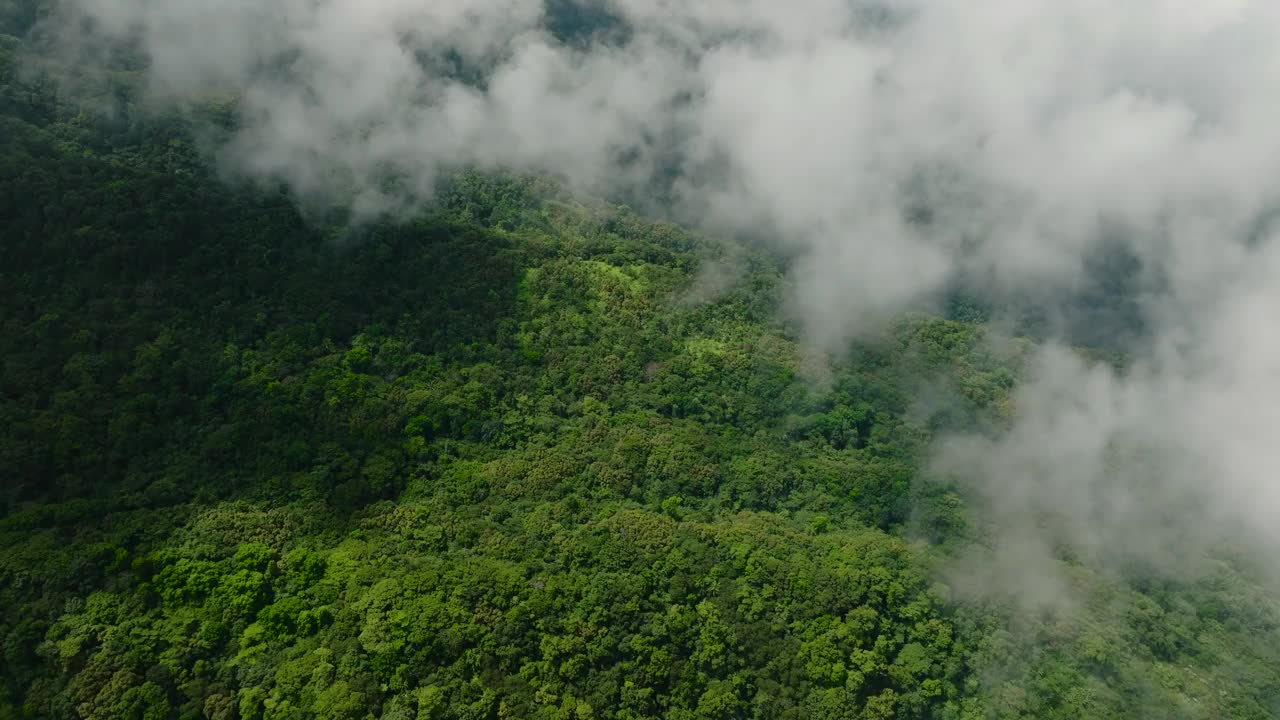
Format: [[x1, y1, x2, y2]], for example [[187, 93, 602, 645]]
[[4, 4, 1280, 720]]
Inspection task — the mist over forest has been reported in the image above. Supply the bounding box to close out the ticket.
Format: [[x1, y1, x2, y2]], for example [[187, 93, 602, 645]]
[[4, 1, 1280, 718]]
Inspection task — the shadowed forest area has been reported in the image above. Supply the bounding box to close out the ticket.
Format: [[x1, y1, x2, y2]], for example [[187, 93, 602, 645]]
[[4, 5, 1280, 720]]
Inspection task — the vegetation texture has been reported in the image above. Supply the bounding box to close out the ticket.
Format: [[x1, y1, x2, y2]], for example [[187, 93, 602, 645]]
[[3, 14, 1280, 720]]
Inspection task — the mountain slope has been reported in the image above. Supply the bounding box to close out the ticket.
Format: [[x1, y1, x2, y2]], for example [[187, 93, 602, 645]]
[[3, 26, 1280, 720]]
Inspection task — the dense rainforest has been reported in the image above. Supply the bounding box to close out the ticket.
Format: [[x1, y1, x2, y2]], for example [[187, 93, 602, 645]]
[[4, 7, 1280, 720]]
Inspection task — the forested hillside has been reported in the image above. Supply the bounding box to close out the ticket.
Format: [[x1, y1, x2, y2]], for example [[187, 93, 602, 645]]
[[4, 11, 1280, 720]]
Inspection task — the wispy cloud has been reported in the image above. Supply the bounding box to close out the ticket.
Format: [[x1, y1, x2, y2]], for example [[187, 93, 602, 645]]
[[41, 0, 1280, 594]]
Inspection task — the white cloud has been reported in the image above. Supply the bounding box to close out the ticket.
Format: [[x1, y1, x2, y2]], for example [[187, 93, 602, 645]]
[[43, 0, 1280, 591]]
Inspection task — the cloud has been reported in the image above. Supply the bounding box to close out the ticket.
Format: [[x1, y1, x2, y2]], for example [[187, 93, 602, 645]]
[[937, 233, 1280, 602], [38, 0, 1280, 593]]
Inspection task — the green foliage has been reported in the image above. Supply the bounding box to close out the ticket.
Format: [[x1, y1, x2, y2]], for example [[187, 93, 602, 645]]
[[151, 559, 221, 605], [1, 27, 1279, 720], [284, 548, 327, 589], [210, 569, 270, 618]]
